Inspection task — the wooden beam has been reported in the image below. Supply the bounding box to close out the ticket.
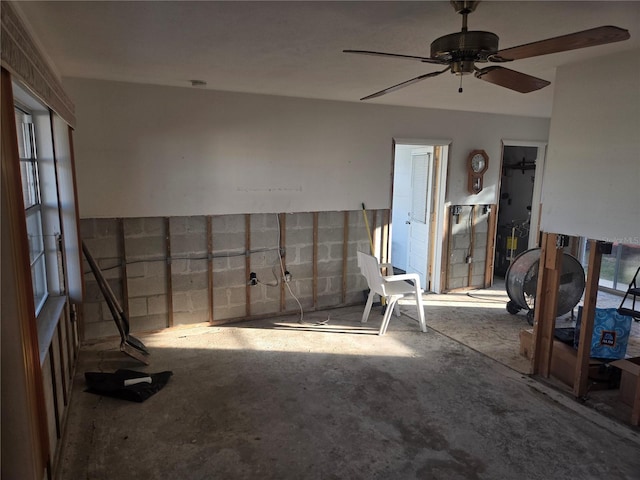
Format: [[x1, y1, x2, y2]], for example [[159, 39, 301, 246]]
[[313, 212, 318, 309], [279, 213, 286, 312], [118, 218, 129, 318], [484, 204, 497, 288], [573, 240, 603, 397], [530, 233, 563, 377], [381, 209, 390, 265], [56, 322, 68, 406], [441, 207, 451, 292], [165, 217, 173, 328], [207, 216, 214, 323], [342, 211, 349, 304], [245, 214, 251, 317]]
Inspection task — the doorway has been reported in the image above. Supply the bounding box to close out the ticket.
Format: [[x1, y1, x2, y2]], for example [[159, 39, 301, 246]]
[[494, 142, 546, 278], [390, 140, 449, 293]]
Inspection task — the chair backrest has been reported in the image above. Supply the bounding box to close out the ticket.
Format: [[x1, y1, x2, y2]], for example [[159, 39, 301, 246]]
[[357, 251, 387, 296]]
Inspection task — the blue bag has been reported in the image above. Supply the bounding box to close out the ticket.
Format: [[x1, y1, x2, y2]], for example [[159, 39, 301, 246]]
[[574, 307, 632, 360]]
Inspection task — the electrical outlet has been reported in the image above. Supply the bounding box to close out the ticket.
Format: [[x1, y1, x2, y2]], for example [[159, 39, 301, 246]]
[[248, 272, 257, 286], [284, 271, 291, 283], [466, 255, 473, 264]]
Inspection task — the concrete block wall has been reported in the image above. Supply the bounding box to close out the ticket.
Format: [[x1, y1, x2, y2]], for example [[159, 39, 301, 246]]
[[80, 209, 385, 340], [447, 205, 491, 290]]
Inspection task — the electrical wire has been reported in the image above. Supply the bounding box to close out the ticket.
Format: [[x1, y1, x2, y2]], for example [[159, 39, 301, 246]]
[[276, 213, 304, 323]]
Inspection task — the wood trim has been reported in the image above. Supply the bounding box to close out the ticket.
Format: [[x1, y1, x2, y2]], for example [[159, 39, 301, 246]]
[[372, 210, 378, 257], [441, 207, 452, 292], [531, 233, 562, 377], [279, 213, 286, 312], [313, 212, 318, 309], [573, 240, 603, 397], [207, 216, 214, 323], [245, 214, 251, 317], [342, 211, 349, 304], [165, 217, 173, 328], [484, 204, 497, 288], [48, 344, 61, 439], [1, 66, 50, 475], [66, 127, 83, 347], [0, 2, 76, 126], [55, 323, 68, 406], [381, 209, 390, 265]]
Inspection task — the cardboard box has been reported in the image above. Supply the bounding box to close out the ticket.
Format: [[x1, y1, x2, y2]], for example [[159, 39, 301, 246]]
[[610, 357, 640, 426]]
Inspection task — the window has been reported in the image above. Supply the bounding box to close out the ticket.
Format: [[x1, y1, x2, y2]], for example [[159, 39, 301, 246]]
[[16, 107, 48, 314], [582, 240, 640, 292]]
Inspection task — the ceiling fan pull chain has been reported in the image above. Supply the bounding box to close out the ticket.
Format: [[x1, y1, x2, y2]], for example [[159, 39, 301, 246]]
[[458, 75, 464, 93]]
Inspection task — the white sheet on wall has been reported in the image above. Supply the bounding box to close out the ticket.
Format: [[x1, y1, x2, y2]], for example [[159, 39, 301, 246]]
[[541, 51, 640, 245]]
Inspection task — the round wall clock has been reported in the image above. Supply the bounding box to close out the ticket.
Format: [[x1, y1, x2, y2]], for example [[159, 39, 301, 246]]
[[467, 149, 489, 194]]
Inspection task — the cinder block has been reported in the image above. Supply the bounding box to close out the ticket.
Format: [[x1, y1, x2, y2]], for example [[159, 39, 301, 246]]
[[129, 313, 167, 333], [128, 297, 148, 317], [329, 244, 345, 261], [213, 232, 245, 251], [188, 259, 209, 274], [126, 262, 146, 278], [251, 301, 279, 317], [452, 263, 470, 278], [172, 292, 191, 312], [84, 237, 119, 259], [448, 277, 467, 290], [213, 304, 246, 321], [126, 236, 166, 259], [147, 295, 168, 315], [317, 259, 343, 277], [83, 321, 120, 341], [79, 219, 95, 240], [189, 289, 209, 311], [94, 218, 119, 238], [172, 272, 208, 292], [174, 310, 209, 326], [318, 227, 344, 243], [123, 218, 144, 237], [143, 218, 165, 236], [318, 211, 344, 228], [171, 216, 206, 235], [251, 230, 279, 250], [453, 234, 471, 249], [286, 228, 313, 246], [212, 269, 246, 288], [212, 214, 245, 234], [214, 287, 245, 307], [290, 212, 313, 229], [128, 275, 166, 297]]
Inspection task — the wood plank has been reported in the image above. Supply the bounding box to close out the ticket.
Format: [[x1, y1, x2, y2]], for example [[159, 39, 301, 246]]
[[484, 204, 497, 288], [48, 345, 61, 439], [245, 214, 251, 317], [313, 212, 318, 309], [279, 213, 286, 312], [207, 216, 214, 323], [573, 239, 603, 397], [381, 209, 390, 265], [342, 211, 349, 304], [531, 233, 562, 377], [56, 323, 68, 406], [441, 206, 451, 292], [118, 218, 129, 318], [165, 217, 174, 328]]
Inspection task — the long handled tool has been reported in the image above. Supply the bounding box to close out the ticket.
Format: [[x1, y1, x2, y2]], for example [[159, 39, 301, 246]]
[[82, 241, 150, 365]]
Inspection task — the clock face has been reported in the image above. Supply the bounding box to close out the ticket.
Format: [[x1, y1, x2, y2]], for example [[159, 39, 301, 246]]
[[471, 154, 486, 173]]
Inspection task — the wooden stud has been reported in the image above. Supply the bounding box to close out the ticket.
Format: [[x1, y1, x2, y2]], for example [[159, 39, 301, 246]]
[[165, 217, 174, 328], [381, 209, 390, 265], [342, 211, 349, 304], [279, 213, 286, 312], [484, 204, 498, 288], [118, 218, 129, 318], [245, 214, 251, 317], [313, 212, 319, 309], [207, 216, 214, 323], [530, 232, 562, 377], [573, 239, 603, 397], [372, 210, 378, 258]]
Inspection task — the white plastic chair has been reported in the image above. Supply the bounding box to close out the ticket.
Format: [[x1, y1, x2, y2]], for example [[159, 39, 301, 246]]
[[357, 251, 427, 335]]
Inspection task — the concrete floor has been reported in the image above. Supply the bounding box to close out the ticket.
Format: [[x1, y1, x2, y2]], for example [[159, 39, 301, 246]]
[[58, 303, 640, 479]]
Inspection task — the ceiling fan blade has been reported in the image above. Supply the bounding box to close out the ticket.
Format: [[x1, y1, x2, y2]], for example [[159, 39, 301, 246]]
[[494, 26, 630, 61], [343, 49, 445, 65], [360, 67, 451, 100], [475, 66, 550, 93]]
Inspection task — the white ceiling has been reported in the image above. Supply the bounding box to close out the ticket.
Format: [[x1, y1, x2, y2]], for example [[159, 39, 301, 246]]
[[15, 1, 640, 118]]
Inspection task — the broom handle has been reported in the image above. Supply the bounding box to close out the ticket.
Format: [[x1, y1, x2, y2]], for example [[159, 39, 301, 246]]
[[361, 203, 375, 255]]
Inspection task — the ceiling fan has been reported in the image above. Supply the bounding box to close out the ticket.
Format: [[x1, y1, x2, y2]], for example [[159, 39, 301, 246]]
[[344, 0, 630, 99]]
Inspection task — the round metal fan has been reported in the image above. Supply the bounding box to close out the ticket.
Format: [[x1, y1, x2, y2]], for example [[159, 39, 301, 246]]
[[344, 1, 630, 99], [505, 248, 586, 325]]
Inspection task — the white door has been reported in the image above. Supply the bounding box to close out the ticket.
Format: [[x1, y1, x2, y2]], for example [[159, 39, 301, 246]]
[[407, 150, 433, 289]]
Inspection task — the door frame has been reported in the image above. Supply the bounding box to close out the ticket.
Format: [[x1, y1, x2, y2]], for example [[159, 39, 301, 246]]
[[391, 138, 451, 293]]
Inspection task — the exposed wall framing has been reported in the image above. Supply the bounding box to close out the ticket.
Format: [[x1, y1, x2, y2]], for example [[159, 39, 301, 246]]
[[80, 209, 383, 340]]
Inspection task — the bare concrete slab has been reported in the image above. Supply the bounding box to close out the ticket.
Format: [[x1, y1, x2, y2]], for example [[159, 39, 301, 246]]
[[57, 306, 640, 479]]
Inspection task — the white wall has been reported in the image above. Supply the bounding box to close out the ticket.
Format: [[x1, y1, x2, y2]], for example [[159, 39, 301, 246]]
[[64, 78, 549, 218], [541, 50, 640, 243]]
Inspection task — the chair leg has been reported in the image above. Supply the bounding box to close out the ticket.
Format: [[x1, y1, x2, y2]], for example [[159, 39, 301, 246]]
[[379, 298, 398, 335], [361, 290, 375, 323], [415, 289, 427, 332]]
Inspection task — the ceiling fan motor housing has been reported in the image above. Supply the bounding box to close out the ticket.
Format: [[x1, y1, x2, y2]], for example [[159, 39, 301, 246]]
[[431, 31, 499, 74]]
